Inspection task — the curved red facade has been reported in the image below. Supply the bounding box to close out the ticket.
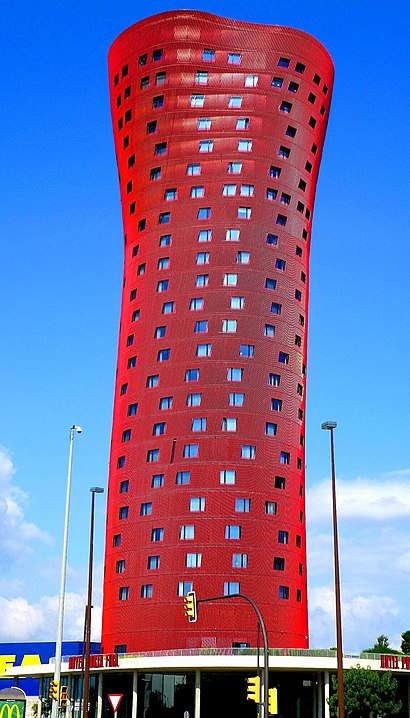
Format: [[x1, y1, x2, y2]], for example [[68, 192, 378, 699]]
[[102, 10, 334, 653]]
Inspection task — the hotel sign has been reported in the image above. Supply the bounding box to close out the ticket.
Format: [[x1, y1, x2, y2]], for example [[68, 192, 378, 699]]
[[380, 654, 410, 670], [68, 654, 118, 670]]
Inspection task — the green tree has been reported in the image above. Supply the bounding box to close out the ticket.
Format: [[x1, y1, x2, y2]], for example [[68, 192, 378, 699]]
[[328, 666, 401, 718], [401, 630, 410, 655], [363, 634, 400, 654]]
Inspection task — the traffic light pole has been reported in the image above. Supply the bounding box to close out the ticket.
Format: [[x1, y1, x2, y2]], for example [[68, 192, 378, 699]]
[[198, 593, 269, 718]]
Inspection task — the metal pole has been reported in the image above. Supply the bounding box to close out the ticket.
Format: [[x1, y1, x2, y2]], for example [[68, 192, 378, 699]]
[[51, 426, 82, 718], [83, 487, 104, 718], [322, 422, 345, 718]]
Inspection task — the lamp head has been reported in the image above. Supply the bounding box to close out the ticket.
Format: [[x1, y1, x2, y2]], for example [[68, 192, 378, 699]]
[[321, 421, 337, 431], [72, 425, 83, 434], [90, 486, 104, 494]]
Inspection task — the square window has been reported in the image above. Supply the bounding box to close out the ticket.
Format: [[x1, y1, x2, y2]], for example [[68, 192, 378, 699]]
[[228, 96, 242, 108], [190, 297, 203, 310], [158, 257, 170, 270], [198, 117, 211, 130], [164, 188, 177, 201], [159, 396, 173, 410], [150, 167, 161, 180], [238, 139, 252, 152], [140, 76, 149, 90], [220, 469, 236, 485], [222, 417, 237, 432], [187, 164, 202, 179], [119, 586, 129, 601], [180, 525, 195, 540], [157, 348, 170, 362], [140, 502, 152, 516], [222, 319, 237, 333], [238, 207, 251, 220], [199, 137, 214, 152], [198, 207, 211, 219], [186, 552, 202, 568], [279, 585, 289, 600], [190, 497, 205, 511], [265, 422, 277, 436], [280, 451, 290, 464], [151, 527, 164, 541], [120, 480, 129, 493], [159, 212, 170, 224], [122, 429, 131, 442], [148, 555, 160, 570], [152, 474, 164, 488], [274, 557, 285, 570], [176, 471, 191, 485], [127, 402, 138, 416], [286, 126, 297, 138], [232, 553, 247, 568], [184, 444, 199, 458], [191, 186, 205, 198], [241, 444, 256, 459], [278, 351, 289, 364], [185, 368, 199, 382], [229, 392, 244, 407], [157, 280, 169, 293], [137, 263, 146, 276], [156, 71, 166, 85], [278, 530, 289, 544], [225, 525, 241, 539], [226, 228, 240, 241], [147, 120, 157, 135], [231, 296, 244, 309], [236, 117, 249, 130], [198, 229, 211, 242], [191, 94, 205, 107], [265, 278, 277, 290], [278, 57, 290, 67], [202, 48, 215, 61], [278, 145, 290, 158], [269, 374, 281, 388], [113, 534, 121, 547], [120, 383, 128, 395], [271, 398, 283, 411], [152, 49, 163, 61], [192, 417, 207, 431], [177, 580, 193, 596], [152, 422, 166, 436], [119, 506, 128, 519], [223, 184, 237, 196], [266, 233, 278, 246], [245, 75, 258, 87], [162, 301, 174, 314], [196, 252, 209, 265], [240, 184, 254, 197], [194, 320, 208, 333], [228, 52, 241, 64], [116, 559, 125, 574], [239, 344, 254, 357], [271, 302, 282, 315], [276, 258, 286, 270], [153, 95, 164, 108], [196, 343, 211, 357], [235, 498, 250, 512], [228, 161, 242, 174], [227, 367, 243, 381], [147, 449, 159, 462], [295, 62, 306, 73], [185, 392, 201, 409], [224, 581, 240, 595], [196, 274, 209, 287], [271, 77, 283, 88], [276, 214, 287, 226], [309, 116, 317, 128], [266, 501, 277, 515], [266, 188, 277, 201]]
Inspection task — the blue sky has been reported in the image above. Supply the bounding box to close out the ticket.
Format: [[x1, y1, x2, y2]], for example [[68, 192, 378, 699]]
[[1, 0, 410, 651]]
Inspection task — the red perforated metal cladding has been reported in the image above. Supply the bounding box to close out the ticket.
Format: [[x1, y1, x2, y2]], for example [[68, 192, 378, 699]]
[[102, 10, 334, 653]]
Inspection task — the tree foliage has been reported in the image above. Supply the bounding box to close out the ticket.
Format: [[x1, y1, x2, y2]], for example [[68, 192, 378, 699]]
[[401, 630, 410, 655], [328, 666, 401, 718], [363, 634, 401, 655]]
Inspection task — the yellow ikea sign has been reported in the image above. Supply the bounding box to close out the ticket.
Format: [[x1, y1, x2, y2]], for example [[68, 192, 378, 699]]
[[0, 655, 41, 676]]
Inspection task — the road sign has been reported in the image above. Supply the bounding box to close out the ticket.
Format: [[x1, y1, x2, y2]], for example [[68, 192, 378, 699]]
[[107, 695, 122, 714]]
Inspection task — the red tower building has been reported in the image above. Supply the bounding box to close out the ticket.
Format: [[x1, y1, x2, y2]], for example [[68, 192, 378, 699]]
[[102, 10, 333, 653]]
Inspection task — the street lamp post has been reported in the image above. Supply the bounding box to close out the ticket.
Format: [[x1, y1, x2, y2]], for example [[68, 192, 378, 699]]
[[51, 425, 82, 718], [82, 487, 104, 718], [322, 421, 345, 718]]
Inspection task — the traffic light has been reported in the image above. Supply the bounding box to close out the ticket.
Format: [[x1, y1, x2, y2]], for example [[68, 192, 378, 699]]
[[246, 676, 260, 703], [59, 685, 69, 708], [49, 680, 60, 701], [184, 591, 197, 622], [268, 687, 278, 715]]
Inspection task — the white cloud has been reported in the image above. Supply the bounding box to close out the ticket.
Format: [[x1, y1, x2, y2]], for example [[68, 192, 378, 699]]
[[0, 447, 53, 568], [308, 470, 410, 523]]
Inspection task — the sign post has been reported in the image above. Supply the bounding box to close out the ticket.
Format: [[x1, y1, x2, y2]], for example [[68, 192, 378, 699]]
[[107, 694, 123, 718]]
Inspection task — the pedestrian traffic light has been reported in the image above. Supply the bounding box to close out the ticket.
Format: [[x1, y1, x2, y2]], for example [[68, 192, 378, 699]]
[[59, 685, 69, 708], [49, 680, 60, 701], [246, 676, 260, 703], [184, 590, 197, 622], [268, 687, 278, 715]]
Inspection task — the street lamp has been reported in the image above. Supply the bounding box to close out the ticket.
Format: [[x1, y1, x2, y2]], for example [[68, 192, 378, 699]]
[[82, 487, 104, 718], [51, 425, 82, 718], [322, 421, 345, 718]]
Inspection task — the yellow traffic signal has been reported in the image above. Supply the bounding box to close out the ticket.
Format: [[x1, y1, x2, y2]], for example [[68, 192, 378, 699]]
[[246, 676, 260, 703], [59, 685, 69, 708], [184, 591, 197, 622], [49, 680, 60, 701], [268, 687, 278, 715]]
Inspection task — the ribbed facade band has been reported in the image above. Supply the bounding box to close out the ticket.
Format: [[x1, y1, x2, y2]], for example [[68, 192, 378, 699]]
[[102, 10, 334, 653]]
